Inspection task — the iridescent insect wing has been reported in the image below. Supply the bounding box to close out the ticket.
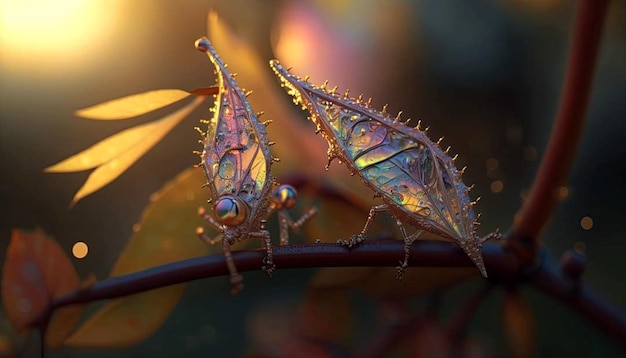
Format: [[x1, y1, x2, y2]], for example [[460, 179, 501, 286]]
[[199, 40, 272, 221], [270, 60, 475, 243]]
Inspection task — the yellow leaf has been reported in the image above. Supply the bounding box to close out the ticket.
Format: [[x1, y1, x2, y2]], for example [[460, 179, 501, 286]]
[[63, 288, 183, 348], [64, 168, 214, 348], [45, 96, 205, 174], [59, 96, 205, 204], [75, 89, 191, 120]]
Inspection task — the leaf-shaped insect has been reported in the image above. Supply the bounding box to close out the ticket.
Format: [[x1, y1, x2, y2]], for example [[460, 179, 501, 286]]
[[194, 38, 317, 293], [270, 61, 500, 278]]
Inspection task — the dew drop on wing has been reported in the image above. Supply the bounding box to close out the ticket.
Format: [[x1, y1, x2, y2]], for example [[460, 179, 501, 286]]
[[218, 154, 236, 179]]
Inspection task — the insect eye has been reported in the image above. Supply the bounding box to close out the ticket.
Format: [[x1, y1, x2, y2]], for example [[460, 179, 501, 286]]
[[214, 196, 247, 226], [270, 185, 298, 209]]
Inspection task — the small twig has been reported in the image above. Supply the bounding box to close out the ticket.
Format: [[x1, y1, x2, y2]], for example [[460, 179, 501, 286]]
[[49, 240, 514, 309], [34, 240, 626, 347], [531, 251, 626, 346], [510, 0, 608, 251]]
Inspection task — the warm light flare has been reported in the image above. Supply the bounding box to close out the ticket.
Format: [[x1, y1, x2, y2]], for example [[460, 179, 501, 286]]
[[72, 241, 89, 259], [0, 0, 120, 70]]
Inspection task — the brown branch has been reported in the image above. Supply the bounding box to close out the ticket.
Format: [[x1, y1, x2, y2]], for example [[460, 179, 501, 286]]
[[510, 0, 608, 249], [41, 240, 626, 346]]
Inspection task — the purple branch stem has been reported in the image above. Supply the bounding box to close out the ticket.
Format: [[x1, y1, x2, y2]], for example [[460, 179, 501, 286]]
[[510, 0, 608, 248], [45, 240, 626, 346]]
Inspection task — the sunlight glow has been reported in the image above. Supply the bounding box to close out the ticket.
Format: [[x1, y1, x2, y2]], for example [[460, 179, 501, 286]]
[[0, 0, 120, 70]]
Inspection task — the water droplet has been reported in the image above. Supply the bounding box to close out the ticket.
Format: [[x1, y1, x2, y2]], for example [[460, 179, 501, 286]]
[[239, 183, 254, 201], [218, 155, 236, 179]]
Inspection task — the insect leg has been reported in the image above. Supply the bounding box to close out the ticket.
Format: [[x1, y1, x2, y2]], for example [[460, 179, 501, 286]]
[[196, 206, 224, 245], [222, 239, 244, 294], [479, 228, 502, 244], [289, 206, 318, 229], [338, 204, 388, 248], [395, 220, 423, 280], [249, 230, 275, 277], [276, 206, 318, 245], [277, 210, 290, 245]]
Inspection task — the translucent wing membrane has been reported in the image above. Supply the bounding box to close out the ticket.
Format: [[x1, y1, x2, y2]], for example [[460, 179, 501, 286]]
[[195, 40, 317, 293], [270, 60, 491, 277], [200, 40, 272, 224]]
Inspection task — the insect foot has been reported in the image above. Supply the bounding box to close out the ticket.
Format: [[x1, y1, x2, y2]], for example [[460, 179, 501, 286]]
[[271, 60, 498, 278], [194, 38, 317, 293]]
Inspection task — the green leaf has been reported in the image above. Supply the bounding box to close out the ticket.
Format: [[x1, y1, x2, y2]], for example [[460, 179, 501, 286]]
[[75, 89, 191, 120], [64, 167, 214, 348]]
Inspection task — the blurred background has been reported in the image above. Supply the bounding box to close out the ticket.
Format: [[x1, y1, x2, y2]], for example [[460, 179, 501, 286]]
[[1, 0, 625, 356]]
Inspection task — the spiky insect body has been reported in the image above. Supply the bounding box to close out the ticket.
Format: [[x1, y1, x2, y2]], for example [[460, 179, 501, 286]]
[[194, 39, 316, 293], [270, 60, 500, 278]]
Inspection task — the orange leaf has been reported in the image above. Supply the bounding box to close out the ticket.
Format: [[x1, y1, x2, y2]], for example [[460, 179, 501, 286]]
[[502, 290, 536, 358], [291, 288, 352, 344], [75, 89, 191, 120], [64, 168, 217, 348], [1, 229, 81, 339]]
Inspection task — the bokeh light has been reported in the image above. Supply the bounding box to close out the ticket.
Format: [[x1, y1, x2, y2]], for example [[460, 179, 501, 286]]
[[580, 216, 594, 231], [72, 241, 89, 259], [490, 180, 504, 193]]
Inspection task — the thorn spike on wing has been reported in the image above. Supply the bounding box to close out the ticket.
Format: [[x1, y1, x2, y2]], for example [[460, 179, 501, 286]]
[[287, 66, 293, 71], [321, 80, 329, 90], [263, 120, 273, 126], [194, 127, 206, 137], [245, 90, 253, 97], [404, 118, 412, 125], [452, 154, 459, 161], [268, 141, 276, 146], [269, 58, 494, 278], [437, 137, 444, 145], [395, 111, 403, 122], [330, 85, 338, 94], [304, 75, 310, 82], [366, 98, 372, 107], [467, 184, 475, 191], [257, 111, 265, 117], [415, 119, 421, 130], [343, 89, 350, 98], [445, 146, 451, 154]]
